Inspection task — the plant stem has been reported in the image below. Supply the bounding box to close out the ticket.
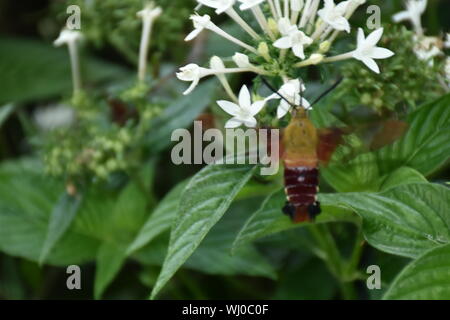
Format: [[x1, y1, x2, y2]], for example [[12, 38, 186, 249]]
[[307, 224, 364, 300]]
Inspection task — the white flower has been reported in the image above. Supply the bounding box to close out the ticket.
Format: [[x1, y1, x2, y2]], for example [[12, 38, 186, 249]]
[[290, 0, 304, 12], [176, 64, 214, 95], [445, 33, 450, 48], [238, 0, 265, 10], [318, 0, 351, 33], [136, 3, 162, 81], [54, 29, 84, 92], [217, 85, 266, 128], [198, 0, 236, 14], [233, 52, 252, 68], [352, 28, 394, 74], [54, 29, 83, 47], [273, 27, 313, 59], [137, 3, 162, 21], [185, 14, 212, 41], [34, 105, 75, 131], [267, 79, 311, 119], [392, 0, 427, 35], [277, 17, 297, 36]]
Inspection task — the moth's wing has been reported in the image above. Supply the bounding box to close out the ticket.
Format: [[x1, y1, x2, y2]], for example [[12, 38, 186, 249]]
[[368, 120, 409, 151], [316, 128, 350, 166]]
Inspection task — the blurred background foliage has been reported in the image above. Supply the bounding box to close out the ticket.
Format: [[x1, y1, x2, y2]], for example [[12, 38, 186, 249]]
[[0, 0, 449, 300]]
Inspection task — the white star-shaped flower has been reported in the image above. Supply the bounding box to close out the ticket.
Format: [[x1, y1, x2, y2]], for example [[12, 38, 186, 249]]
[[217, 85, 266, 128], [318, 0, 351, 33], [238, 0, 265, 10], [267, 80, 311, 119], [176, 64, 214, 95], [137, 4, 162, 21], [54, 29, 83, 47], [185, 14, 213, 41], [352, 28, 395, 74], [273, 23, 313, 59], [197, 0, 236, 14], [392, 0, 427, 34]]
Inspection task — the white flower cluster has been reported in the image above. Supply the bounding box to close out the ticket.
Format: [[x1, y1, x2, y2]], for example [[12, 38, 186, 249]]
[[177, 0, 395, 128], [392, 0, 449, 88], [54, 2, 162, 92]]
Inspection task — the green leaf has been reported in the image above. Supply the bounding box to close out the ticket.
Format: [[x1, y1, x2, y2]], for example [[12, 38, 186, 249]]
[[384, 244, 450, 299], [94, 242, 127, 300], [39, 192, 83, 265], [376, 93, 450, 176], [379, 167, 427, 191], [146, 79, 217, 153], [0, 104, 15, 128], [321, 183, 450, 258], [232, 189, 358, 253], [321, 152, 381, 192], [127, 179, 189, 255], [0, 37, 128, 104], [134, 198, 276, 280], [0, 159, 98, 265], [150, 164, 257, 299]]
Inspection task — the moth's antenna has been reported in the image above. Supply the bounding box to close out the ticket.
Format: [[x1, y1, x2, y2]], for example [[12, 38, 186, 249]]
[[261, 77, 295, 107], [310, 77, 343, 107]]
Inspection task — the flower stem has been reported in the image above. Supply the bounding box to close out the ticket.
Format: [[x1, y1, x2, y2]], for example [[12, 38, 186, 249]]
[[227, 8, 260, 40], [67, 42, 81, 92], [322, 51, 353, 63], [209, 24, 258, 54], [138, 17, 154, 81]]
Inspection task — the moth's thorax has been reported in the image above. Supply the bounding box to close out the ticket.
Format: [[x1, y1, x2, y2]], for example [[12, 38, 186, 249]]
[[283, 112, 318, 168]]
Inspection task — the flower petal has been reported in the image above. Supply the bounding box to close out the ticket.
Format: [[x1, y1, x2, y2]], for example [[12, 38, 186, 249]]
[[217, 100, 240, 116], [357, 28, 365, 47], [238, 85, 252, 110], [362, 57, 380, 73], [242, 116, 257, 128], [250, 100, 266, 116], [277, 101, 291, 119], [292, 44, 306, 59], [225, 117, 244, 128], [392, 11, 410, 23], [183, 78, 200, 95], [273, 36, 292, 49], [366, 28, 384, 46], [370, 47, 395, 59], [185, 28, 202, 41]]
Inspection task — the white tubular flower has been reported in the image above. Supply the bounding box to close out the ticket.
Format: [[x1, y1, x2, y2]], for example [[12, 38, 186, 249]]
[[186, 14, 258, 53], [210, 56, 238, 102], [137, 3, 162, 81], [392, 0, 427, 35], [185, 14, 212, 41], [54, 29, 83, 92], [290, 0, 304, 12], [217, 85, 266, 128], [352, 28, 394, 74], [198, 0, 236, 14], [233, 52, 253, 68], [317, 0, 351, 33], [273, 26, 313, 59], [177, 64, 214, 95], [238, 0, 265, 10], [278, 17, 297, 36], [267, 79, 311, 118]]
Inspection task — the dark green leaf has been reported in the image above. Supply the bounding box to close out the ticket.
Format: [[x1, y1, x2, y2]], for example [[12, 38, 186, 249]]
[[321, 183, 450, 258], [150, 164, 257, 299], [39, 192, 83, 264], [384, 244, 450, 299]]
